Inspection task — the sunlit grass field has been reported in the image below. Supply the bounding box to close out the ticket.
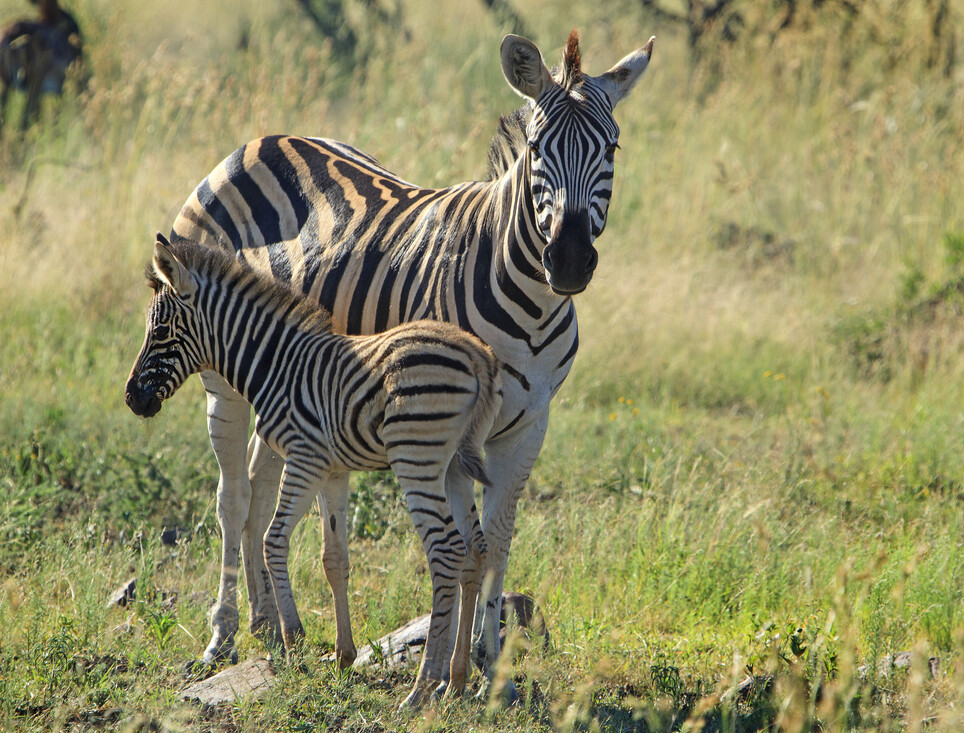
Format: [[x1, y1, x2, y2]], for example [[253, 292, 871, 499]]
[[1, 0, 962, 730]]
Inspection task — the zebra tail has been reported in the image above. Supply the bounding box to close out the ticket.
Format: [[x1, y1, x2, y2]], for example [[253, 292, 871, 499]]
[[456, 351, 503, 487]]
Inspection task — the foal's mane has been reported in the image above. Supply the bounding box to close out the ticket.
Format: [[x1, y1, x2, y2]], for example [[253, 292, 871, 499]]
[[148, 240, 334, 335]]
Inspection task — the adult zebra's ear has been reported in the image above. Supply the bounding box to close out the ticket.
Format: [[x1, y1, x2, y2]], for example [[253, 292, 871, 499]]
[[153, 237, 197, 298], [501, 34, 554, 101], [594, 36, 655, 107]]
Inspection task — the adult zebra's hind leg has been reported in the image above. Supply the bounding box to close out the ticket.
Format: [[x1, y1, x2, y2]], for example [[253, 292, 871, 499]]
[[199, 371, 252, 667]]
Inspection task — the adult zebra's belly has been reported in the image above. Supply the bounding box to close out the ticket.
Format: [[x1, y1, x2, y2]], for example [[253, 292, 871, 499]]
[[184, 237, 578, 444]]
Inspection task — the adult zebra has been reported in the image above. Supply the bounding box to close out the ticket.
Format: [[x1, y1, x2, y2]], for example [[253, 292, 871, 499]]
[[126, 236, 501, 707], [172, 29, 654, 694]]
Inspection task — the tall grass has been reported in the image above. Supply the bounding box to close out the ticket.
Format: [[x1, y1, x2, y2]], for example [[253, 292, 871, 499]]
[[0, 0, 962, 729]]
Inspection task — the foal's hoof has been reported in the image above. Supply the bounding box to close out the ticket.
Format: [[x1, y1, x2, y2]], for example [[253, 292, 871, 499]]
[[477, 677, 520, 707], [440, 679, 474, 701], [251, 618, 283, 650]]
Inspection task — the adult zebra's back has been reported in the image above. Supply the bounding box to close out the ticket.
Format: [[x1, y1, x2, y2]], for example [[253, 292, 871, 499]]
[[172, 30, 654, 694]]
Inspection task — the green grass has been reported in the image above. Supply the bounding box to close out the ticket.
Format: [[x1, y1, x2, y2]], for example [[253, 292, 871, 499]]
[[1, 0, 963, 729]]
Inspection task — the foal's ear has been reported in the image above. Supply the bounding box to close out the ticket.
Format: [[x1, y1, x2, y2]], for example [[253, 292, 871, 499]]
[[594, 36, 655, 107], [152, 236, 197, 298]]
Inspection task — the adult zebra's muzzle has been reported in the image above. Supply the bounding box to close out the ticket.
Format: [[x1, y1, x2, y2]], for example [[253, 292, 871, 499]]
[[542, 209, 598, 295], [125, 372, 164, 418]]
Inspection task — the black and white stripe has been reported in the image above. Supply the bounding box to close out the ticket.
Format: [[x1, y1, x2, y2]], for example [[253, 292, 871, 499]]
[[126, 237, 501, 706], [169, 30, 654, 695]]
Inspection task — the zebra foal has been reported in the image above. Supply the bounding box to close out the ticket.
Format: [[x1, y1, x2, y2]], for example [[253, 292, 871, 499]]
[[125, 235, 502, 707]]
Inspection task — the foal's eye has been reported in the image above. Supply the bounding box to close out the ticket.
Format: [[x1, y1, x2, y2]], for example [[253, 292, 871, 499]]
[[152, 324, 171, 340]]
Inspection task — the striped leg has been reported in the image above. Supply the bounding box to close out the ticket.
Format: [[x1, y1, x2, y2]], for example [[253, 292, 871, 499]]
[[449, 508, 487, 697], [199, 371, 251, 667], [243, 433, 284, 647], [439, 464, 487, 698], [316, 472, 356, 668], [263, 453, 328, 657], [475, 411, 550, 703], [392, 458, 468, 708]]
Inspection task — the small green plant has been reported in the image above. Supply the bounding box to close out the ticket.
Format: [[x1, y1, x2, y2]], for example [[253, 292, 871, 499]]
[[139, 604, 179, 651]]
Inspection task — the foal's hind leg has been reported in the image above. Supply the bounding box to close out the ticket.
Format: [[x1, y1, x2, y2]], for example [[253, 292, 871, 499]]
[[448, 490, 487, 697], [433, 463, 485, 699], [390, 454, 467, 709]]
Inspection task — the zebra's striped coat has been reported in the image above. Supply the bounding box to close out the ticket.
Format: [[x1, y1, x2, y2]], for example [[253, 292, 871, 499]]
[[126, 236, 502, 706], [170, 30, 654, 694]]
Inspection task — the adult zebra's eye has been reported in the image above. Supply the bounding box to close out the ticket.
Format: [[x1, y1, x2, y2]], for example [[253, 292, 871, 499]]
[[605, 143, 619, 163], [152, 324, 171, 340]]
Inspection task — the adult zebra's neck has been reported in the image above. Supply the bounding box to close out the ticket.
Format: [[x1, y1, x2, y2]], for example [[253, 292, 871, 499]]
[[480, 152, 570, 328]]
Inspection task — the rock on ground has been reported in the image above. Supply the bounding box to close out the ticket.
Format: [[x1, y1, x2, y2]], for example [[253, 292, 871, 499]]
[[351, 592, 548, 670], [180, 659, 275, 707]]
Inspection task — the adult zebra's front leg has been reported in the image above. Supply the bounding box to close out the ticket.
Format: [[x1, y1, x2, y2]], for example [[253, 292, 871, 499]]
[[474, 410, 550, 703], [199, 371, 256, 667], [243, 432, 285, 646], [316, 471, 356, 668]]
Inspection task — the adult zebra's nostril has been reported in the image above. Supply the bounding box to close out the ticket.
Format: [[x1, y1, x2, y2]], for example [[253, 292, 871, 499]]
[[585, 247, 598, 274]]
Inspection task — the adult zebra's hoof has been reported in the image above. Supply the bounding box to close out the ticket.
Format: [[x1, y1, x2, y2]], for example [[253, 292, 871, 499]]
[[182, 655, 233, 682], [200, 644, 239, 669]]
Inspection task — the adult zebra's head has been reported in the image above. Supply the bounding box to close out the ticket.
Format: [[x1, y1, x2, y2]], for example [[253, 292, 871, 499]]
[[125, 234, 202, 418], [501, 30, 654, 295]]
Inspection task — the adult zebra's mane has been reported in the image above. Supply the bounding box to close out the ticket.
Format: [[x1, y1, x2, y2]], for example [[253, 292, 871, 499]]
[[486, 106, 530, 180], [146, 241, 334, 336]]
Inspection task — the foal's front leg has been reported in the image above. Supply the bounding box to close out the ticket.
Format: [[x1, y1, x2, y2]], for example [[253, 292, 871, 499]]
[[199, 372, 252, 667], [264, 449, 354, 659]]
